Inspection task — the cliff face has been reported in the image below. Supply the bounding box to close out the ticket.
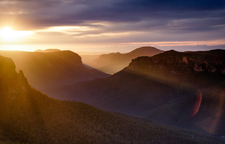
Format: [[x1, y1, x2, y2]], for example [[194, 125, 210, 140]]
[[123, 50, 225, 135], [0, 56, 29, 98], [44, 49, 225, 136], [126, 49, 225, 75], [125, 49, 225, 89], [0, 50, 109, 91], [0, 53, 219, 144]]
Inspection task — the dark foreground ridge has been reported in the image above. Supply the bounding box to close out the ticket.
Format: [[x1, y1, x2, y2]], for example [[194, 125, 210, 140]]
[[0, 55, 222, 143]]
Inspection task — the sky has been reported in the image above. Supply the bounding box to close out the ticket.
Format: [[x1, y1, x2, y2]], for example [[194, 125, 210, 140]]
[[0, 0, 225, 53]]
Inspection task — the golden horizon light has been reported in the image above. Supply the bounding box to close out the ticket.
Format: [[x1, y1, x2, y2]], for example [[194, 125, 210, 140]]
[[0, 27, 34, 42]]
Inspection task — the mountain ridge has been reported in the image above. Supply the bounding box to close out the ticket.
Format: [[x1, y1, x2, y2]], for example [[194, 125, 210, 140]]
[[0, 50, 109, 91], [35, 49, 61, 53], [44, 49, 225, 136], [82, 46, 163, 74], [0, 53, 221, 143]]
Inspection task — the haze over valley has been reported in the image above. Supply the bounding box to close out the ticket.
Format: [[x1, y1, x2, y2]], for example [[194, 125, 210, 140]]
[[0, 50, 109, 91], [44, 48, 225, 136], [1, 0, 225, 143], [0, 49, 223, 143]]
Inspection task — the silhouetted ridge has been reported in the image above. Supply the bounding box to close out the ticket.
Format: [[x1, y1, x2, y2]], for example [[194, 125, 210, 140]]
[[0, 56, 16, 74], [0, 50, 109, 91], [35, 49, 61, 53], [45, 49, 225, 136], [83, 46, 163, 74], [126, 49, 225, 75], [0, 56, 29, 99], [127, 46, 163, 57], [0, 53, 221, 143], [166, 49, 177, 53], [50, 50, 83, 66]]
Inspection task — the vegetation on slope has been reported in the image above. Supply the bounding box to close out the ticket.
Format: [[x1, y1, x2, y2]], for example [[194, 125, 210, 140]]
[[45, 49, 225, 136], [0, 56, 222, 144]]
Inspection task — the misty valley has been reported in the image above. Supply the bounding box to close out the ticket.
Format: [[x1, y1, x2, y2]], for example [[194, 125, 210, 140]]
[[1, 0, 225, 143], [0, 47, 224, 143]]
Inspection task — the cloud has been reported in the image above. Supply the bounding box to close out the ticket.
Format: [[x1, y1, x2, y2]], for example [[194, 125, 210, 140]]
[[0, 0, 225, 50], [1, 0, 225, 29]]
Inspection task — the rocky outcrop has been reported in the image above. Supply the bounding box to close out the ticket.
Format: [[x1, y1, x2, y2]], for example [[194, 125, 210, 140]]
[[0, 50, 109, 91], [0, 51, 220, 144], [0, 56, 29, 99], [45, 49, 225, 136], [126, 49, 225, 75]]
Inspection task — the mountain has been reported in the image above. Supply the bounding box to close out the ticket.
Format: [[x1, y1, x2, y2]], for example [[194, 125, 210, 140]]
[[35, 49, 61, 52], [44, 49, 225, 136], [82, 46, 163, 74], [0, 56, 221, 143], [0, 50, 109, 91]]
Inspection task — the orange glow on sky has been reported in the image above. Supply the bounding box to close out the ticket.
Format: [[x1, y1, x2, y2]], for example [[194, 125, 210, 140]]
[[0, 27, 34, 43], [0, 25, 224, 53]]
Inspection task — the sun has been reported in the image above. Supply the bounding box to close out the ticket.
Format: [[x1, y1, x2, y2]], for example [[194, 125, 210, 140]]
[[0, 27, 16, 42], [0, 27, 33, 42]]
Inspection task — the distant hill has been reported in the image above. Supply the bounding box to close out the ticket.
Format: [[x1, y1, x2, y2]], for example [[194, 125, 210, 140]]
[[82, 46, 163, 74], [35, 49, 61, 52], [0, 50, 109, 91], [45, 49, 225, 136], [0, 55, 221, 143]]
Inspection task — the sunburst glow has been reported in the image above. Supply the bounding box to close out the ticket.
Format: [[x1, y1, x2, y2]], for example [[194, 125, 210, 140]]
[[0, 27, 34, 42]]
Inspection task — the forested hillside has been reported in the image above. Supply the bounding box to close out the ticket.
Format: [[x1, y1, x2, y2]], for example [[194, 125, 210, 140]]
[[0, 55, 221, 143], [44, 49, 225, 136]]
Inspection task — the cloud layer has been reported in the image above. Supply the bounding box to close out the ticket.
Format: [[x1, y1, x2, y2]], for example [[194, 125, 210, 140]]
[[0, 0, 225, 51]]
